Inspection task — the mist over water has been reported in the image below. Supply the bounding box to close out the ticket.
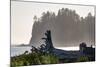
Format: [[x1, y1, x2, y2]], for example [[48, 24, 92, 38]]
[[29, 8, 95, 47], [11, 45, 79, 57], [11, 1, 95, 46]]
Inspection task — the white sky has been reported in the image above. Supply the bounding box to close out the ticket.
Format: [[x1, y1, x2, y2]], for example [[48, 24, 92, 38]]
[[11, 1, 95, 45]]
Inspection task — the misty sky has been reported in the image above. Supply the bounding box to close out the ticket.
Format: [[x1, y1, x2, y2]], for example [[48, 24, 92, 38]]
[[11, 1, 95, 45]]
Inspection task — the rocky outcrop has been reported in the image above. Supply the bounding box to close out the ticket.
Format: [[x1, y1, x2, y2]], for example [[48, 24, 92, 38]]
[[29, 8, 95, 47]]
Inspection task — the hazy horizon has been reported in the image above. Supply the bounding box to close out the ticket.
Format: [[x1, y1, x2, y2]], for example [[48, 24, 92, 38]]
[[11, 1, 95, 45]]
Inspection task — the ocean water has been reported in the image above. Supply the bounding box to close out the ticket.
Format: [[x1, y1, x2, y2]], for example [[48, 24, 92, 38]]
[[11, 46, 79, 57], [11, 46, 31, 57]]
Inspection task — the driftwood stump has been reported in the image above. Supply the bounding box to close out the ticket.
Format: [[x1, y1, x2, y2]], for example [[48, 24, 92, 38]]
[[42, 30, 54, 53]]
